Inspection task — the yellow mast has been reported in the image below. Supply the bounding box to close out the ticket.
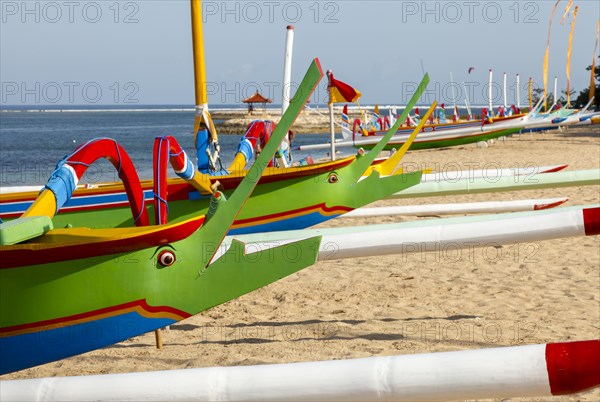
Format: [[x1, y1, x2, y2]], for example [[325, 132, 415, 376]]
[[191, 0, 208, 108], [190, 0, 218, 152]]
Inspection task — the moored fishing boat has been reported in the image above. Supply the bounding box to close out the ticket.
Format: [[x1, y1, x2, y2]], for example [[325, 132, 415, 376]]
[[0, 59, 327, 375]]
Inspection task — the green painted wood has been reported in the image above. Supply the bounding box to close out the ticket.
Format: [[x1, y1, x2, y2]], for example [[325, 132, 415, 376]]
[[201, 58, 324, 263], [350, 74, 429, 180], [0, 216, 53, 246], [0, 59, 326, 373], [372, 127, 524, 151]]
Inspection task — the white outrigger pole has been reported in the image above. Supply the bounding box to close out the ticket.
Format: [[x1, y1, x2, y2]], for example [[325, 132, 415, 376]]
[[3, 340, 598, 401]]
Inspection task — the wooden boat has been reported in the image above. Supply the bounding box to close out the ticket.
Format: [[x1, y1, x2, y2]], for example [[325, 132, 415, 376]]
[[0, 59, 352, 375], [0, 77, 430, 235], [0, 0, 434, 236], [297, 108, 530, 152]]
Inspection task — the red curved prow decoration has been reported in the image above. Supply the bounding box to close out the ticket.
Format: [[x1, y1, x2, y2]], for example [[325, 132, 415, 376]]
[[244, 121, 277, 167], [153, 137, 170, 225], [68, 138, 149, 226], [546, 340, 600, 395], [352, 118, 363, 140], [383, 116, 390, 130], [153, 135, 200, 225]]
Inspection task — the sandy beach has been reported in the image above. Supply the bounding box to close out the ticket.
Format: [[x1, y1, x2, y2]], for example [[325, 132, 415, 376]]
[[2, 125, 599, 401]]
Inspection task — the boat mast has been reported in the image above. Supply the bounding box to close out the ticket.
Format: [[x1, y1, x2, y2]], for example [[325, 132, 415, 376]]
[[553, 76, 558, 109], [462, 82, 473, 120], [516, 74, 521, 110], [450, 72, 457, 119], [282, 25, 295, 114], [190, 0, 220, 172], [327, 70, 336, 161], [503, 72, 508, 108], [488, 69, 493, 116], [191, 0, 208, 120]]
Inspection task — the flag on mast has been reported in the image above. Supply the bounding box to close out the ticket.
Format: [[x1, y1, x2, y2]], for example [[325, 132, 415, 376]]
[[560, 0, 573, 24], [543, 0, 562, 111], [328, 73, 362, 104], [565, 6, 578, 107], [590, 19, 600, 103]]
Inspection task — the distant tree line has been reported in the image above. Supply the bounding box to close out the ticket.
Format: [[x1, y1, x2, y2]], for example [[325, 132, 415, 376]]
[[573, 56, 600, 110]]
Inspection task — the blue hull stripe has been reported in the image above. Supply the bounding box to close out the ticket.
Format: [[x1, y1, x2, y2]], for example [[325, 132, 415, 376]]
[[0, 312, 175, 375], [229, 211, 341, 235]]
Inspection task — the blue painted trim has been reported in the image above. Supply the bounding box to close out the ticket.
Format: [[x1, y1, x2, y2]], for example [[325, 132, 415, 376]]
[[0, 312, 176, 375]]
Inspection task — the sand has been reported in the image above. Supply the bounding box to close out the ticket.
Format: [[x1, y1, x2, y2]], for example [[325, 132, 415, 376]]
[[2, 125, 599, 402]]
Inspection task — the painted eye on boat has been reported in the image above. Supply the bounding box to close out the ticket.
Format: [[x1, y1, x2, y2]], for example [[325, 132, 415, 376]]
[[328, 173, 339, 184], [157, 250, 176, 267]]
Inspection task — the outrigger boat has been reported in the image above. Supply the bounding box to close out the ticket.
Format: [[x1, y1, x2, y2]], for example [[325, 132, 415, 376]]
[[0, 1, 434, 236], [0, 76, 431, 236], [1, 4, 599, 400], [0, 58, 373, 375], [298, 72, 596, 154], [297, 98, 596, 153], [297, 103, 531, 153]]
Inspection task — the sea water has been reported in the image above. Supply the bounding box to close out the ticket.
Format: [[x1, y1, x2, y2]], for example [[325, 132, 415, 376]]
[[0, 106, 334, 187]]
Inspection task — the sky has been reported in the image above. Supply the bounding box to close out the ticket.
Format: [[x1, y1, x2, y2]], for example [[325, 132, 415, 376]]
[[1, 0, 599, 106]]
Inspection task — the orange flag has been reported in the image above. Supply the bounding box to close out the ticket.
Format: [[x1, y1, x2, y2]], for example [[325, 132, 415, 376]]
[[591, 20, 600, 103], [565, 6, 578, 107], [560, 0, 573, 25], [543, 0, 561, 111]]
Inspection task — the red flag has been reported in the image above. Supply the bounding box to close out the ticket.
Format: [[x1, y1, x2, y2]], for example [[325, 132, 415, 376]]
[[415, 107, 420, 116], [328, 72, 361, 104], [341, 104, 349, 124]]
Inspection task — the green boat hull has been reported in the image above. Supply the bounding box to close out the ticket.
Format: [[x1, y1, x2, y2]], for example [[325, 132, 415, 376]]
[[361, 127, 524, 151]]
